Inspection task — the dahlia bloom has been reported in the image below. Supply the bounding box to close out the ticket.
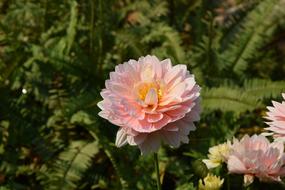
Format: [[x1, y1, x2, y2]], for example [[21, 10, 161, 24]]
[[264, 93, 285, 141], [98, 55, 201, 154], [203, 141, 232, 169], [198, 173, 224, 190], [227, 135, 285, 185]]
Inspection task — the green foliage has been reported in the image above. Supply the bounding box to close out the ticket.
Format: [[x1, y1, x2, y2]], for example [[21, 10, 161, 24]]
[[220, 0, 282, 75], [202, 79, 285, 113], [175, 183, 195, 190], [0, 0, 285, 189], [42, 140, 99, 190]]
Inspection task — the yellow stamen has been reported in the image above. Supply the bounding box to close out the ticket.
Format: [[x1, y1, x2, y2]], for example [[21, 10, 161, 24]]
[[136, 82, 163, 102]]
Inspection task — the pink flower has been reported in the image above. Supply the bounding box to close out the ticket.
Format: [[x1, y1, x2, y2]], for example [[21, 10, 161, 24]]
[[264, 93, 285, 141], [97, 55, 201, 154], [227, 135, 285, 185]]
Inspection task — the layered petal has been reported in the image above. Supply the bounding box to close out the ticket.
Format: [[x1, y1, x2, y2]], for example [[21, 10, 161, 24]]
[[227, 135, 285, 184], [98, 55, 201, 154], [264, 94, 285, 140]]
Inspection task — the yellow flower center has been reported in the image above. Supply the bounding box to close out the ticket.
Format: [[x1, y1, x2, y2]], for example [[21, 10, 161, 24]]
[[135, 82, 163, 102]]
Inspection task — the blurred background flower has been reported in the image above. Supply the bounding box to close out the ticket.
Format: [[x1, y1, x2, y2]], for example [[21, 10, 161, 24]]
[[264, 93, 285, 141], [227, 135, 285, 185], [198, 173, 224, 190], [202, 141, 231, 169]]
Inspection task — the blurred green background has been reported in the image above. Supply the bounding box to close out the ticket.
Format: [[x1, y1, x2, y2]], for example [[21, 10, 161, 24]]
[[1, 0, 285, 189]]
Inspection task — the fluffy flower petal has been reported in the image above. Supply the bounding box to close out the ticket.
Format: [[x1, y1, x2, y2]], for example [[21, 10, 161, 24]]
[[264, 94, 285, 140], [98, 55, 201, 154], [227, 135, 285, 184]]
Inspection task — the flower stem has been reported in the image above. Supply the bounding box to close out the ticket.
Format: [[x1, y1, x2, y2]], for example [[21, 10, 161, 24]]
[[154, 153, 162, 190], [227, 174, 230, 190]]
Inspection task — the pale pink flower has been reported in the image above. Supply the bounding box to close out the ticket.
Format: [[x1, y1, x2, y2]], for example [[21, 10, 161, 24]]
[[97, 55, 201, 154], [227, 135, 285, 185], [264, 93, 285, 141]]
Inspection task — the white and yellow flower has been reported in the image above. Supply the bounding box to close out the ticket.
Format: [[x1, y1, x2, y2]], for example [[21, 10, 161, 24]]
[[202, 141, 231, 169], [199, 173, 224, 190]]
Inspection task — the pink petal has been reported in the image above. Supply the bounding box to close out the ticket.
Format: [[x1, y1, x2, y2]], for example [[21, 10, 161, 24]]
[[164, 64, 187, 84], [138, 132, 161, 155], [97, 55, 201, 154], [144, 88, 158, 105], [152, 114, 172, 131], [147, 113, 163, 123], [162, 130, 181, 147], [127, 133, 147, 146], [228, 156, 247, 173]]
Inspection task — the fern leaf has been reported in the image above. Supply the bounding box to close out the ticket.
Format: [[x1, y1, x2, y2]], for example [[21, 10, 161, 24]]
[[243, 79, 285, 99], [65, 0, 78, 55], [85, 124, 130, 190], [202, 79, 285, 113], [45, 140, 99, 190], [220, 0, 282, 75], [202, 86, 262, 113], [143, 23, 186, 64]]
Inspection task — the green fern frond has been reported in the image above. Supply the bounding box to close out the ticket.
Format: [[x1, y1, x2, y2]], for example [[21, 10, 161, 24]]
[[202, 79, 285, 113], [85, 124, 130, 190], [0, 186, 10, 190], [148, 1, 168, 19], [243, 79, 285, 99], [119, 0, 168, 25], [39, 0, 78, 61], [114, 30, 144, 58], [44, 140, 99, 190], [220, 0, 282, 75], [143, 23, 186, 64], [202, 86, 261, 113], [65, 0, 78, 55]]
